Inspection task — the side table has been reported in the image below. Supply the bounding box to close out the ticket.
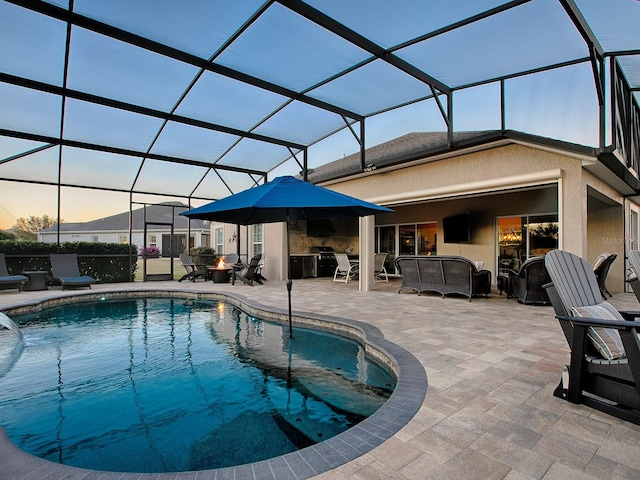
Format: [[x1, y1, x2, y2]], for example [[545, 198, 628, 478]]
[[21, 270, 49, 291], [497, 275, 510, 297]]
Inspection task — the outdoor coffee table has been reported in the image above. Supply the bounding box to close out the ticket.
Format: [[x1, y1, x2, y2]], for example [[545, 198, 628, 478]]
[[21, 270, 49, 291]]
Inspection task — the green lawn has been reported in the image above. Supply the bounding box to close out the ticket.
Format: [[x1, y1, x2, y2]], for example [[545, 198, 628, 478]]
[[134, 258, 188, 281]]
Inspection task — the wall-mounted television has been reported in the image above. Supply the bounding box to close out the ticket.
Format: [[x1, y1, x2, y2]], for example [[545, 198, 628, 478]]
[[306, 218, 336, 237], [442, 213, 471, 243]]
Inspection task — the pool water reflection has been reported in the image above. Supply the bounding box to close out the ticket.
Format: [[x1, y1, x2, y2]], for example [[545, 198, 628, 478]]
[[0, 298, 395, 473]]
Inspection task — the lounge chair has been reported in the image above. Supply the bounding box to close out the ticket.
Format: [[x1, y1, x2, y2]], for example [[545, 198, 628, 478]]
[[374, 252, 389, 283], [627, 250, 640, 302], [50, 254, 96, 290], [234, 253, 262, 286], [507, 256, 551, 305], [0, 253, 28, 292], [333, 253, 358, 283], [544, 249, 640, 425], [178, 253, 207, 282], [254, 253, 267, 283], [223, 253, 239, 265]]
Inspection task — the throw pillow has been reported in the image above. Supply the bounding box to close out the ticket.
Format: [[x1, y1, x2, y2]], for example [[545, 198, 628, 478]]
[[571, 303, 626, 360]]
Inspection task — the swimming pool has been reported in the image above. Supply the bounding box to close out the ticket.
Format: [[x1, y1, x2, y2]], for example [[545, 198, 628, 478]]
[[0, 296, 395, 473]]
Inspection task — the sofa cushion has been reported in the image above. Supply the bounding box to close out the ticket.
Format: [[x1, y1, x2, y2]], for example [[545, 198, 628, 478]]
[[571, 303, 626, 360]]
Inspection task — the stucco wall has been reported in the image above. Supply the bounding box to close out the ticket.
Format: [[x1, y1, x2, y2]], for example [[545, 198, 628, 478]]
[[382, 187, 559, 276], [253, 142, 633, 290], [583, 172, 626, 292], [325, 142, 586, 258]]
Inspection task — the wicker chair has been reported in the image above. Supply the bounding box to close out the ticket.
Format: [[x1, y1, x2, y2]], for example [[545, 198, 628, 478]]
[[507, 256, 551, 305]]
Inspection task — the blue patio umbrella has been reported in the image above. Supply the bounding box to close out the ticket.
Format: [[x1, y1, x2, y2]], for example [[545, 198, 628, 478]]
[[181, 176, 393, 336]]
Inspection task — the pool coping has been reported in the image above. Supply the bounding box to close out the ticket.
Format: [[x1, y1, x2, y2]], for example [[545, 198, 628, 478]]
[[0, 287, 428, 480]]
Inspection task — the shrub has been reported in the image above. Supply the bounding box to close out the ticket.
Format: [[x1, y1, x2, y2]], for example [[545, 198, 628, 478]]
[[0, 241, 138, 283], [189, 246, 216, 266]]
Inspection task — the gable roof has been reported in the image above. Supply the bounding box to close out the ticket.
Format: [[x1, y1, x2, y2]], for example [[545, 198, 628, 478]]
[[307, 130, 598, 184], [39, 202, 208, 234]]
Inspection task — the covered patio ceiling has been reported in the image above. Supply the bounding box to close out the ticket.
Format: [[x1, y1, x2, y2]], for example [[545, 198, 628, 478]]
[[1, 0, 639, 206]]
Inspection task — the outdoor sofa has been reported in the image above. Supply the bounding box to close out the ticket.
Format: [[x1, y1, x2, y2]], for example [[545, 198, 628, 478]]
[[395, 255, 491, 301]]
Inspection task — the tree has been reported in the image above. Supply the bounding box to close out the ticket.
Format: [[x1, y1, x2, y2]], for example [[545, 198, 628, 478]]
[[13, 214, 62, 240], [0, 229, 16, 240]]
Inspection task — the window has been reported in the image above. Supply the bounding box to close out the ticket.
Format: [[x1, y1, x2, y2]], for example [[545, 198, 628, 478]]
[[90, 234, 99, 242], [375, 222, 436, 274], [148, 234, 157, 247], [497, 214, 558, 274], [417, 223, 437, 255], [118, 234, 128, 244], [215, 228, 224, 255], [252, 224, 263, 256]]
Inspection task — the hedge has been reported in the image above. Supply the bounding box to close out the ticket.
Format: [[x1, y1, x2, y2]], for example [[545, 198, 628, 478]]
[[0, 241, 138, 283]]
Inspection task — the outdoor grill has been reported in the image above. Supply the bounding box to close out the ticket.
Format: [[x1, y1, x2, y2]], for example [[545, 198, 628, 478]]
[[310, 246, 337, 277]]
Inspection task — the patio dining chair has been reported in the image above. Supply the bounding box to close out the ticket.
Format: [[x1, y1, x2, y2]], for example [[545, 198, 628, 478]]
[[333, 253, 358, 283], [374, 252, 389, 283], [544, 249, 640, 425]]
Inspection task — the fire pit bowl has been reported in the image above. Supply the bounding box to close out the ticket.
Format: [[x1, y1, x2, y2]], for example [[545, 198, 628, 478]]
[[207, 258, 233, 283], [209, 267, 231, 283]]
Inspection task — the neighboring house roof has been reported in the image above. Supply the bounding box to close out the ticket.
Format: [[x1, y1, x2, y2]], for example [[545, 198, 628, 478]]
[[307, 130, 599, 185], [38, 202, 208, 234]]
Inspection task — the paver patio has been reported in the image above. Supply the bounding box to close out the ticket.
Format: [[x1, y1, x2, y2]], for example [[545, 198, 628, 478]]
[[1, 276, 640, 479]]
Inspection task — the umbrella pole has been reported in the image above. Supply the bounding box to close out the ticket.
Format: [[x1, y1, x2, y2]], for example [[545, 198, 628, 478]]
[[286, 210, 293, 338]]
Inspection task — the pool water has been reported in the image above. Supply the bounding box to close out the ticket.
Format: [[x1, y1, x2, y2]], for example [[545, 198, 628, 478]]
[[0, 298, 395, 473]]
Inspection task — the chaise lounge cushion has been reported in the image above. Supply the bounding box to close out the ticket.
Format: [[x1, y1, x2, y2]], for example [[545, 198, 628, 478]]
[[0, 253, 29, 291], [571, 302, 626, 360]]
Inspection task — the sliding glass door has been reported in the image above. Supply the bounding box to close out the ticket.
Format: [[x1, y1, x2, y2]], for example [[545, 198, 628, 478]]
[[497, 213, 558, 275]]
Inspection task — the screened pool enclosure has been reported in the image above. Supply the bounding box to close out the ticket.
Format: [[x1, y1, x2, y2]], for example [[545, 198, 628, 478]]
[[0, 0, 639, 245]]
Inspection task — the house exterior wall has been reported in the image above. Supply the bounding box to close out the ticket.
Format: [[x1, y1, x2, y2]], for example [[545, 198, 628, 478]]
[[583, 171, 626, 292], [256, 142, 636, 292], [38, 231, 130, 244], [383, 186, 559, 273], [325, 143, 584, 251]]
